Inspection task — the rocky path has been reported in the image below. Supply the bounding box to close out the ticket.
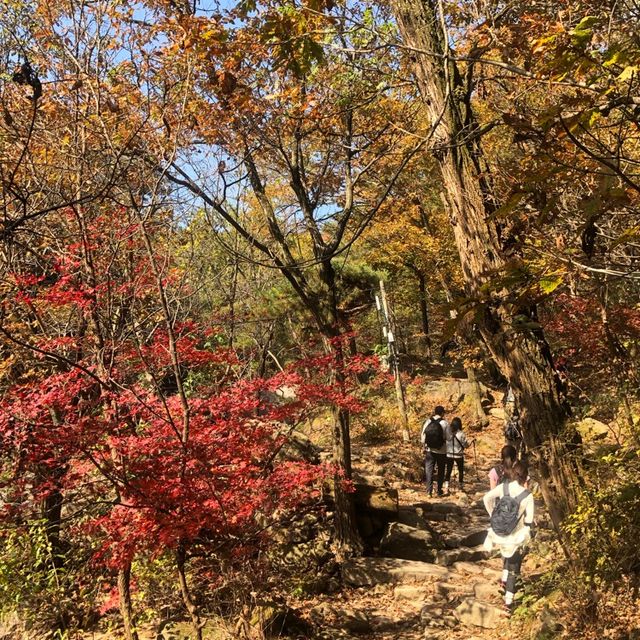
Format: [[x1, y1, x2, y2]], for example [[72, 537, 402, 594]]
[[309, 419, 533, 640]]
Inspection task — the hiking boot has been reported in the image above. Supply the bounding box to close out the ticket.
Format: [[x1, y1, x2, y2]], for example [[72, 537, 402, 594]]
[[503, 602, 514, 617]]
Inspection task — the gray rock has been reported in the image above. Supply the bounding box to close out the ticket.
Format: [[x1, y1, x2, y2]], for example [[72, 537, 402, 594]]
[[276, 429, 320, 463], [435, 546, 490, 566], [473, 581, 499, 602], [454, 598, 505, 629], [397, 506, 431, 530], [342, 557, 449, 586], [482, 567, 504, 581], [420, 604, 444, 623], [460, 530, 488, 548], [443, 615, 459, 628], [424, 502, 464, 515], [393, 584, 430, 601], [574, 418, 609, 441], [443, 528, 489, 550], [434, 581, 474, 598], [352, 473, 388, 486], [452, 561, 486, 575], [353, 484, 399, 516], [380, 522, 436, 562]]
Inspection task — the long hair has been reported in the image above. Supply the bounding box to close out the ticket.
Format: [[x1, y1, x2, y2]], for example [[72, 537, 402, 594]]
[[500, 445, 517, 474], [450, 417, 462, 433], [506, 460, 528, 485]]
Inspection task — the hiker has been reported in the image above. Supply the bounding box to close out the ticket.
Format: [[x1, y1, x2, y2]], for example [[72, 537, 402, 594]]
[[444, 417, 469, 493], [502, 384, 516, 421], [504, 409, 523, 450], [488, 444, 518, 489], [421, 405, 448, 497], [482, 461, 534, 613]]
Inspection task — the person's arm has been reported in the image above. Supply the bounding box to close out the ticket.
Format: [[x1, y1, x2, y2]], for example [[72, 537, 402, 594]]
[[523, 493, 535, 526], [459, 432, 469, 448], [483, 484, 501, 515]]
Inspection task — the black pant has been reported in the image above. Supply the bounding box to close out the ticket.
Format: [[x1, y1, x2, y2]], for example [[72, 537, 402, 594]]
[[445, 456, 464, 485], [424, 451, 446, 494], [503, 549, 523, 594]]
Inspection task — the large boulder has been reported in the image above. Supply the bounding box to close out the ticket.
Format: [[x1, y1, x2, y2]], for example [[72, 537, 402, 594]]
[[443, 529, 488, 549], [353, 484, 399, 516], [397, 505, 432, 530], [380, 522, 436, 562], [422, 378, 491, 407]]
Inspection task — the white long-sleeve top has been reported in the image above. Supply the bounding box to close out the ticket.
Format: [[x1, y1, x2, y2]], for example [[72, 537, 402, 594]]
[[446, 429, 468, 458], [482, 480, 534, 558]]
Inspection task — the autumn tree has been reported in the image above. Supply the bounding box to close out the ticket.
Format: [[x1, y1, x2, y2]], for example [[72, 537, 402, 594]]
[[386, 0, 584, 532], [90, 0, 425, 551]]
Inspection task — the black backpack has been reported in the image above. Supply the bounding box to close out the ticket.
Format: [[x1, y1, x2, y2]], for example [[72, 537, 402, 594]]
[[504, 417, 521, 441], [423, 418, 444, 449], [490, 480, 530, 536]]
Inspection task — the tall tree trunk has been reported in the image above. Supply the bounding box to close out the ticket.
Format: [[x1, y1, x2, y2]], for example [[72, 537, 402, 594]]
[[416, 271, 432, 358], [390, 0, 580, 529], [176, 545, 203, 640], [118, 565, 139, 640], [320, 260, 363, 555]]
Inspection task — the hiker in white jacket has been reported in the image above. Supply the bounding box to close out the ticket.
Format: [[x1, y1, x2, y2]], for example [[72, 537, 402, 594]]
[[483, 461, 534, 613]]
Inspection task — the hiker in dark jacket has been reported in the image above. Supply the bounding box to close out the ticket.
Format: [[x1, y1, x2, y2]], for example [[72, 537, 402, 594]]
[[421, 405, 448, 497], [483, 461, 534, 613], [444, 417, 469, 493], [488, 444, 518, 489]]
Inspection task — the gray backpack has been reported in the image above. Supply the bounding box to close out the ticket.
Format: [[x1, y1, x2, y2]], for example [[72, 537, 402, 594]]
[[490, 480, 530, 536]]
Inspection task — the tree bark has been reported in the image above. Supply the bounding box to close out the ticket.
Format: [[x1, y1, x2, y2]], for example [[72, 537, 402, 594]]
[[416, 271, 432, 358], [465, 366, 489, 429], [390, 0, 580, 528], [176, 545, 203, 640], [118, 565, 139, 640], [321, 260, 363, 555]]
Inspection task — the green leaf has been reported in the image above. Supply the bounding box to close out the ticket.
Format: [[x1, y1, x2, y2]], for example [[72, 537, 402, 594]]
[[574, 16, 599, 31], [617, 65, 638, 82], [538, 273, 564, 295], [603, 47, 627, 68]]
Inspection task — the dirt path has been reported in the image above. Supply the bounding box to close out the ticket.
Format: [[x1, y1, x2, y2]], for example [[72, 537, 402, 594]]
[[307, 415, 540, 640]]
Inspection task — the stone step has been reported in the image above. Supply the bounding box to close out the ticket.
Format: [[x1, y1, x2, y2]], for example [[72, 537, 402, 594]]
[[435, 545, 491, 567], [342, 557, 450, 586], [443, 529, 488, 549], [454, 598, 506, 629], [380, 522, 436, 563]]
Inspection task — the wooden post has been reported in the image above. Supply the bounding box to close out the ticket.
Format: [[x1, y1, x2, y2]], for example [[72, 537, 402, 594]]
[[379, 280, 410, 441]]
